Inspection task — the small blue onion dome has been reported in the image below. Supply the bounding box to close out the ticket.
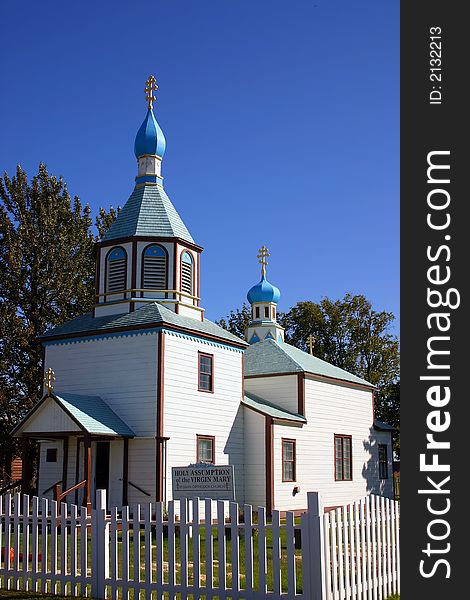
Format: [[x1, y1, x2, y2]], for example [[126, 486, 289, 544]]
[[134, 109, 166, 158], [247, 276, 281, 304]]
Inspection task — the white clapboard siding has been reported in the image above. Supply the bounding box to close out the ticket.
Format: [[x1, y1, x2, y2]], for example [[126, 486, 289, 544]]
[[22, 399, 81, 434], [243, 407, 266, 508], [0, 490, 399, 600], [271, 378, 394, 512], [163, 331, 245, 504], [44, 331, 159, 437], [245, 374, 299, 414]]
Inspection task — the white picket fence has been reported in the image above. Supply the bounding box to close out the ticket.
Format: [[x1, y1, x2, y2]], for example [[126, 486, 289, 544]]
[[322, 495, 400, 600], [0, 490, 399, 600]]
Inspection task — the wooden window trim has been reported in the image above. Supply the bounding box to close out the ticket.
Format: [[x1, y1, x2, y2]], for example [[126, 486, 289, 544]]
[[334, 434, 353, 481], [281, 438, 296, 482], [378, 444, 389, 480], [196, 434, 215, 464], [198, 351, 214, 393], [104, 246, 128, 299], [140, 243, 169, 298], [180, 249, 196, 296]]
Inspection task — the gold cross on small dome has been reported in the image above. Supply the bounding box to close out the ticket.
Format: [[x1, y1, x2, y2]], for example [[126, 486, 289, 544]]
[[257, 245, 270, 277], [145, 75, 158, 110], [307, 335, 315, 356], [44, 367, 56, 395]]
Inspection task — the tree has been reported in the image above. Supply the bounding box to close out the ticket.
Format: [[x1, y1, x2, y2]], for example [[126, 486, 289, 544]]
[[216, 303, 251, 340], [281, 294, 399, 388], [95, 205, 119, 238], [0, 164, 115, 479], [282, 294, 400, 454]]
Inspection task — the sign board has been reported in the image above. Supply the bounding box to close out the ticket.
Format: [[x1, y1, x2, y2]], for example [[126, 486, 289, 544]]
[[172, 464, 235, 501]]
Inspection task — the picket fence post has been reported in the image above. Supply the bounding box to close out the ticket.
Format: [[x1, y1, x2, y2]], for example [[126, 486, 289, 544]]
[[91, 489, 109, 600], [307, 491, 327, 600]]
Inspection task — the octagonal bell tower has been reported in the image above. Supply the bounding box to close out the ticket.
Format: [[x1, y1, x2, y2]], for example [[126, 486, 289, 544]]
[[94, 76, 204, 321]]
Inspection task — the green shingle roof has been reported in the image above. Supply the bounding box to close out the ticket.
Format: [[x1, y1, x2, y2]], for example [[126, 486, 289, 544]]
[[244, 339, 373, 388], [103, 184, 194, 243], [242, 392, 307, 423], [40, 301, 247, 347], [12, 393, 134, 438], [54, 393, 135, 436]]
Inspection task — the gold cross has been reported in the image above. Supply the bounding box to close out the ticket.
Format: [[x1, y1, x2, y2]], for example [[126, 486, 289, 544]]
[[307, 335, 315, 356], [145, 75, 158, 110], [44, 367, 56, 394], [257, 245, 270, 277]]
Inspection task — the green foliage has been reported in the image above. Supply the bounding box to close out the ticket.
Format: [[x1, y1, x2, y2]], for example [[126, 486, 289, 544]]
[[0, 164, 116, 475], [95, 205, 119, 238], [216, 302, 251, 341]]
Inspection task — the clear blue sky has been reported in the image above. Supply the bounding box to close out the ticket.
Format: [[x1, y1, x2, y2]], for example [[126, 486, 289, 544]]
[[0, 0, 399, 332]]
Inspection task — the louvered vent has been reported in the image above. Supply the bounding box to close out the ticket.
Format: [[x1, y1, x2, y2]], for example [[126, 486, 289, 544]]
[[181, 261, 193, 295], [106, 248, 126, 293], [144, 255, 166, 289]]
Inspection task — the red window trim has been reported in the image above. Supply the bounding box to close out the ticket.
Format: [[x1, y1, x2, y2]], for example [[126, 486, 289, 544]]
[[198, 351, 214, 393], [180, 249, 196, 296], [196, 434, 215, 464], [104, 246, 128, 300], [140, 243, 169, 298], [334, 434, 353, 481], [281, 438, 296, 482]]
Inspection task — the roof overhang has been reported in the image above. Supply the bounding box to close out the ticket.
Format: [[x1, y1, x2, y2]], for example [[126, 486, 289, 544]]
[[12, 392, 135, 438], [242, 392, 307, 424]]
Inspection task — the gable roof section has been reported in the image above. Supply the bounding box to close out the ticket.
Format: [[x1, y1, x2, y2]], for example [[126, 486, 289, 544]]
[[244, 339, 373, 388], [40, 301, 247, 347], [13, 393, 135, 437], [102, 185, 194, 243], [373, 420, 395, 432], [242, 392, 307, 423]]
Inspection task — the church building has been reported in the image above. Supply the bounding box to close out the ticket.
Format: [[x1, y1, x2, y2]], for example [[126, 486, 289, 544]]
[[13, 76, 394, 513]]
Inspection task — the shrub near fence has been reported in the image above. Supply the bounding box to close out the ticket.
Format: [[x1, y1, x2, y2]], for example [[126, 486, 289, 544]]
[[0, 490, 399, 600]]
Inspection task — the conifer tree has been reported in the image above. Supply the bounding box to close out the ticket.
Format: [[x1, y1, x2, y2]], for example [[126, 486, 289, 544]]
[[0, 164, 115, 478]]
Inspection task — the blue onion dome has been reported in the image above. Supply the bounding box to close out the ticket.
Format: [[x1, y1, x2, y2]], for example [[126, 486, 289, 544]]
[[134, 109, 166, 159], [247, 276, 281, 304]]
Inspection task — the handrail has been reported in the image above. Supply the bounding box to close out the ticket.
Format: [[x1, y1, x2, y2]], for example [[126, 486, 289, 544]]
[[54, 480, 86, 504], [0, 479, 23, 495], [128, 480, 151, 497]]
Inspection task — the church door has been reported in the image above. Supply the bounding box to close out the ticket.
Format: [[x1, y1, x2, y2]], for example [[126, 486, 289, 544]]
[[95, 441, 110, 498]]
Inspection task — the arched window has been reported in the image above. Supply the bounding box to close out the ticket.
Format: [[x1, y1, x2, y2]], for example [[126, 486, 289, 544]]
[[142, 244, 167, 290], [106, 247, 127, 293], [181, 251, 194, 296]]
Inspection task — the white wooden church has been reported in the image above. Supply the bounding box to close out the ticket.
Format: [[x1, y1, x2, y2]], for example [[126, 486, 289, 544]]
[[13, 76, 394, 513]]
